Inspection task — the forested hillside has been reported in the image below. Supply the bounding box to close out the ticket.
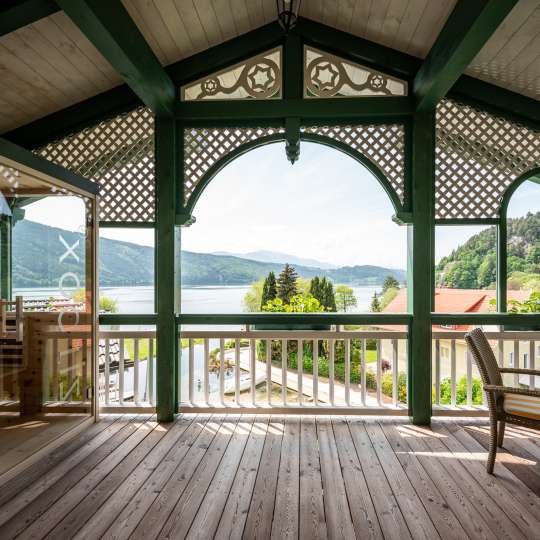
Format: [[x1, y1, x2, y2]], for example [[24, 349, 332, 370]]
[[436, 212, 540, 289], [12, 220, 405, 288]]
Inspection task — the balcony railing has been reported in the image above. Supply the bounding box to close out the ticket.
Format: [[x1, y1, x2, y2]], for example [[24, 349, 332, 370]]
[[432, 330, 540, 413], [98, 313, 411, 413]]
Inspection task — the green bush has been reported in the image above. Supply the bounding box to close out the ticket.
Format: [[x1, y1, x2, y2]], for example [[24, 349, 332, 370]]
[[438, 376, 483, 405]]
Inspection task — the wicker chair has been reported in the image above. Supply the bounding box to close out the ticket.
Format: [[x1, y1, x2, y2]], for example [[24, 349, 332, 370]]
[[465, 328, 540, 474]]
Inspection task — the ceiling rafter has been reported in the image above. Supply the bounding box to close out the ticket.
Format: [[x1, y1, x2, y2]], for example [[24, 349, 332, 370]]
[[413, 0, 519, 111], [0, 0, 59, 36], [3, 16, 540, 149], [56, 0, 175, 116]]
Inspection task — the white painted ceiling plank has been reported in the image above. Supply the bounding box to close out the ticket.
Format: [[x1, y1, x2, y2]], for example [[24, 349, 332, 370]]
[[51, 12, 121, 87], [173, 0, 210, 53], [153, 0, 194, 60]]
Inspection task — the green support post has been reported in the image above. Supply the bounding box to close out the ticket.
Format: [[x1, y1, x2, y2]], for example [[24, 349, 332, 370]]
[[155, 116, 178, 421], [408, 111, 435, 425], [497, 219, 507, 312]]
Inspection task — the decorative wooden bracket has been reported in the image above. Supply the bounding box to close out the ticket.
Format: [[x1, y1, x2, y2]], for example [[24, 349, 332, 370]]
[[285, 117, 300, 164]]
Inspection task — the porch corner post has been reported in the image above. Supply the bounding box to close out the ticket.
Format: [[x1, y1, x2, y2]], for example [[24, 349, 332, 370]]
[[408, 110, 435, 425], [155, 115, 178, 422]]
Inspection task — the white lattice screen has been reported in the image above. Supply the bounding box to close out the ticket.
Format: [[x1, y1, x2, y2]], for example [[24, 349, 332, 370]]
[[436, 99, 540, 219], [37, 107, 155, 222], [301, 124, 406, 204], [183, 126, 285, 205]]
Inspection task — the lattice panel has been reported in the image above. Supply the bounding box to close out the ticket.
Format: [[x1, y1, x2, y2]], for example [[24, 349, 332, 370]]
[[183, 126, 285, 205], [436, 99, 540, 219], [301, 124, 406, 204], [37, 107, 155, 222]]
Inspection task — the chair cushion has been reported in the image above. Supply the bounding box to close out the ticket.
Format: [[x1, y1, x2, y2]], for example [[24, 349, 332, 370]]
[[503, 393, 540, 420]]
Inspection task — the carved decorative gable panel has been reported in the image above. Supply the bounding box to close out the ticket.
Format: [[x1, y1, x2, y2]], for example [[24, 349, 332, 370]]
[[304, 46, 407, 98], [181, 48, 282, 101]]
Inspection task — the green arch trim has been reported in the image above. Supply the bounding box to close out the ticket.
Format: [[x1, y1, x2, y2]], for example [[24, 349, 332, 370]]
[[499, 167, 540, 219], [183, 132, 404, 218]]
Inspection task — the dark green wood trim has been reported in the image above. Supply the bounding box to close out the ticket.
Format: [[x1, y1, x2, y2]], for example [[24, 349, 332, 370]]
[[409, 111, 435, 425], [0, 137, 98, 195], [99, 221, 155, 228], [4, 18, 540, 150], [434, 218, 499, 226], [177, 313, 412, 325], [450, 79, 540, 130], [414, 0, 518, 111], [155, 116, 178, 421], [295, 17, 419, 80], [283, 32, 303, 99], [57, 0, 175, 116], [169, 22, 283, 86], [0, 0, 59, 36], [497, 220, 507, 312], [431, 313, 540, 326], [175, 97, 414, 121], [99, 314, 157, 325]]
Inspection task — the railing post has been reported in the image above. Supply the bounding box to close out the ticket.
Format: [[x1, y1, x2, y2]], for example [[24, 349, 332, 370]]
[[408, 110, 435, 425], [155, 115, 179, 422]]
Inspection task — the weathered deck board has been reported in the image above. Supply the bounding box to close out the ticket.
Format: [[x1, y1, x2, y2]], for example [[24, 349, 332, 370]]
[[0, 414, 539, 540]]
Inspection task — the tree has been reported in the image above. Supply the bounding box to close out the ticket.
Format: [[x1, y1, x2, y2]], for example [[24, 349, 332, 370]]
[[335, 284, 357, 312], [260, 272, 277, 309], [382, 275, 400, 293], [277, 263, 298, 304], [309, 276, 321, 300], [370, 292, 381, 312], [242, 278, 265, 312], [262, 292, 325, 313], [323, 279, 337, 312]]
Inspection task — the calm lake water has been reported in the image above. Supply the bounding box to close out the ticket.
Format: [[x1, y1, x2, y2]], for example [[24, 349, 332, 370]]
[[15, 284, 381, 314]]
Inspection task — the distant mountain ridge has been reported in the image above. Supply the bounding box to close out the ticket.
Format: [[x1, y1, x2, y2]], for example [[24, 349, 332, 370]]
[[12, 220, 406, 288], [212, 250, 338, 269]]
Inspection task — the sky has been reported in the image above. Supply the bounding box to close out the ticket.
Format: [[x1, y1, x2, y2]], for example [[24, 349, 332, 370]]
[[18, 142, 540, 271]]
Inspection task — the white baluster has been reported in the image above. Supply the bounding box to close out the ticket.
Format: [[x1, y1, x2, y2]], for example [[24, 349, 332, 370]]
[[345, 339, 350, 406]]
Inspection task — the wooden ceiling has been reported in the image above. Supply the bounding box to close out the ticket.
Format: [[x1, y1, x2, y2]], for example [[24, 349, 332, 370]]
[[0, 0, 538, 135]]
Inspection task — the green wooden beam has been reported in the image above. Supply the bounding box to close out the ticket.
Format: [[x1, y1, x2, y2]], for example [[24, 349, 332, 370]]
[[431, 313, 540, 326], [154, 116, 178, 421], [408, 111, 435, 425], [176, 97, 414, 121], [177, 313, 412, 326], [5, 17, 540, 149], [57, 0, 175, 116], [295, 17, 419, 80], [414, 0, 518, 111], [0, 0, 59, 36]]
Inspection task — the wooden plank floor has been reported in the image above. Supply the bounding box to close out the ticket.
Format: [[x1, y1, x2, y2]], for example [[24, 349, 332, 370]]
[[0, 413, 89, 477], [0, 414, 539, 539]]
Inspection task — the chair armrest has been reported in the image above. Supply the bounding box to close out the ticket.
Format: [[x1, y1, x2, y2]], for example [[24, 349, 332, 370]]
[[484, 385, 540, 398], [500, 368, 540, 376]]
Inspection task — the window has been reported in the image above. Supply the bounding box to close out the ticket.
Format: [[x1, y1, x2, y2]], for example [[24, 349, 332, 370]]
[[98, 228, 154, 314]]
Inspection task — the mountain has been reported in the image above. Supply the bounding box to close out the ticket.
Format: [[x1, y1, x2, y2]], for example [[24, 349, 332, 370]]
[[212, 250, 337, 269], [436, 211, 540, 289], [12, 220, 405, 288]]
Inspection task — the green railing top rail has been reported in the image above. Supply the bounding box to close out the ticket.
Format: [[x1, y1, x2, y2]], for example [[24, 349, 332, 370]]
[[98, 312, 540, 327]]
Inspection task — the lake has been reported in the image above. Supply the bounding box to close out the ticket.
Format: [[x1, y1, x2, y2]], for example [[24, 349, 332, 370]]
[[15, 284, 381, 315]]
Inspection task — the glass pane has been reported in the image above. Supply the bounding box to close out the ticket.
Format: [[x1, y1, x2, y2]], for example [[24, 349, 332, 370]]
[[0, 158, 96, 471], [434, 225, 496, 313], [506, 179, 540, 313], [99, 228, 155, 314]]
